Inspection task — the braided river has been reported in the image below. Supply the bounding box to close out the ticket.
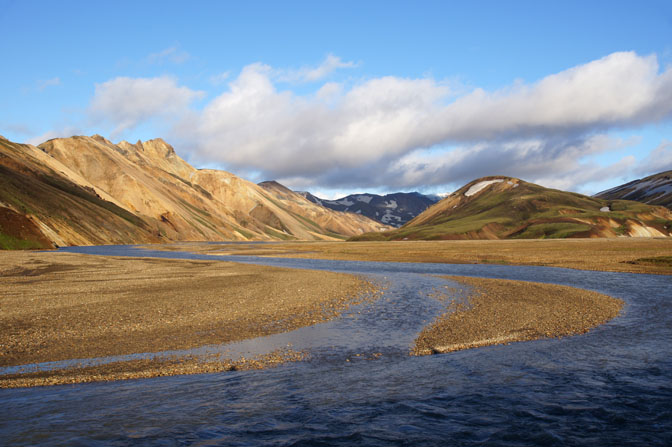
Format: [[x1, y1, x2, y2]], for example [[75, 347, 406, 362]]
[[1, 244, 671, 446]]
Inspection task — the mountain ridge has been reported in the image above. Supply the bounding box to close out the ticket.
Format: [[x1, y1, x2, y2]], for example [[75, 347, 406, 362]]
[[351, 176, 672, 241], [595, 170, 672, 210], [298, 191, 438, 227], [0, 135, 386, 249]]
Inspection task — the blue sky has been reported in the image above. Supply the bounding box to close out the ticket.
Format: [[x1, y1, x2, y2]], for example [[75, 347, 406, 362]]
[[1, 0, 671, 198]]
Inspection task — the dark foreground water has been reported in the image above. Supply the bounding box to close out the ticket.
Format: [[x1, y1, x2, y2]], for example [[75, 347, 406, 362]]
[[1, 244, 671, 446]]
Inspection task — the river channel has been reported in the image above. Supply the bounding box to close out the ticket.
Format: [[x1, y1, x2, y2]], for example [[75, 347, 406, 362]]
[[1, 244, 671, 446]]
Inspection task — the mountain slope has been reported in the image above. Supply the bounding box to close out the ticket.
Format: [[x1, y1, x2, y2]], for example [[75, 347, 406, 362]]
[[351, 176, 672, 241], [0, 136, 159, 249], [595, 170, 672, 209], [36, 135, 385, 244], [299, 191, 437, 227], [259, 181, 389, 237], [0, 135, 385, 248]]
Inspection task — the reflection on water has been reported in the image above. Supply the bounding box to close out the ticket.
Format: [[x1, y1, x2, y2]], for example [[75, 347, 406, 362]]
[[1, 244, 671, 446]]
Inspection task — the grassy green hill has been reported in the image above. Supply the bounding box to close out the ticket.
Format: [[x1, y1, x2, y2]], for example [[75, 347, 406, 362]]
[[351, 177, 672, 241]]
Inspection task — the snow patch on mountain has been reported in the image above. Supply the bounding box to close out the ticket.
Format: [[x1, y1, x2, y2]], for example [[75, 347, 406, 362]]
[[381, 209, 402, 224], [465, 179, 504, 197], [331, 198, 354, 207]]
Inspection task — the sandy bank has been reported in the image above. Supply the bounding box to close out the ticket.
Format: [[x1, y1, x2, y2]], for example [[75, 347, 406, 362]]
[[413, 275, 623, 355], [0, 251, 378, 387]]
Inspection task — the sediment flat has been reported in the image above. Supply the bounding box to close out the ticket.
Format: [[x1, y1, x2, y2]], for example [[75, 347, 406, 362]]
[[0, 251, 377, 386], [413, 275, 624, 355], [164, 238, 672, 275]]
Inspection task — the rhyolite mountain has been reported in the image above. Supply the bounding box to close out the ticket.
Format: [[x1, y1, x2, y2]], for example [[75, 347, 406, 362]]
[[595, 170, 672, 210], [351, 176, 672, 241], [0, 135, 387, 249], [298, 191, 438, 227]]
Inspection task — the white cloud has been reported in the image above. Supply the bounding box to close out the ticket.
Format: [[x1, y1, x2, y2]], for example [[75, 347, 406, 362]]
[[190, 64, 449, 178], [147, 46, 190, 65], [432, 52, 672, 141], [77, 51, 672, 193], [277, 54, 358, 83], [89, 76, 204, 136], [185, 52, 671, 187], [37, 77, 61, 91]]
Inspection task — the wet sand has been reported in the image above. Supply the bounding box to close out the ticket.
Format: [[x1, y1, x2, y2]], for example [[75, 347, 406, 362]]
[[0, 349, 307, 388], [161, 238, 672, 275], [413, 276, 624, 355], [1, 251, 379, 387]]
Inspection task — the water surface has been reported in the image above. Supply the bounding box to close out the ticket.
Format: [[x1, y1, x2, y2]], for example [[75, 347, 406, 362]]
[[1, 244, 670, 446]]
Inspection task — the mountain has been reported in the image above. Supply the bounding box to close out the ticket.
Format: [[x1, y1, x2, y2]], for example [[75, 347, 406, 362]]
[[351, 176, 672, 241], [0, 135, 386, 249], [298, 191, 438, 227], [594, 170, 672, 209], [0, 136, 160, 249]]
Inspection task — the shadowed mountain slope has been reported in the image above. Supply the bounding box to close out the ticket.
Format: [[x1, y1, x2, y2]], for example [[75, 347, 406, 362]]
[[0, 135, 385, 248], [595, 170, 672, 210], [351, 176, 672, 241]]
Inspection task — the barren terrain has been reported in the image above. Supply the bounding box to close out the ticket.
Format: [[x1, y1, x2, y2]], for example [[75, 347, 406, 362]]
[[0, 251, 377, 386], [156, 238, 672, 275], [413, 276, 623, 355]]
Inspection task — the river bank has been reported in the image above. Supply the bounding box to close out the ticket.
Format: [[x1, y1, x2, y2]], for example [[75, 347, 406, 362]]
[[413, 276, 624, 355], [0, 251, 378, 387]]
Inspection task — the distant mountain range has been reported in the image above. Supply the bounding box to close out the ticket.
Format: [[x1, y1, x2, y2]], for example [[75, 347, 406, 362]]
[[1, 132, 670, 250], [351, 176, 672, 241], [0, 135, 386, 249], [298, 191, 438, 227], [595, 170, 672, 210]]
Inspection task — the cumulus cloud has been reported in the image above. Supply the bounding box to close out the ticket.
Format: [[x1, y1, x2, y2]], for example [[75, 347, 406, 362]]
[[432, 52, 672, 141], [279, 135, 638, 193], [181, 51, 672, 192], [82, 51, 672, 193], [89, 76, 204, 137]]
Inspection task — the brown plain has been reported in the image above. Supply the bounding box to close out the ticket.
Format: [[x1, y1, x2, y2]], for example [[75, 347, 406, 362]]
[[0, 251, 374, 369], [174, 238, 672, 275]]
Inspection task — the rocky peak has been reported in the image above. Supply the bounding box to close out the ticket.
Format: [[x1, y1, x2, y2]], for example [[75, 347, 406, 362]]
[[90, 134, 113, 145], [138, 138, 176, 159]]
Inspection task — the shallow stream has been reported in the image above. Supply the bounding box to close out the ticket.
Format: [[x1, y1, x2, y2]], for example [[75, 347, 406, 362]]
[[1, 244, 671, 446]]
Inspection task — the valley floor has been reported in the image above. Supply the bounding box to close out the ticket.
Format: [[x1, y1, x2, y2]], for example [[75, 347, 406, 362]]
[[0, 251, 377, 387], [1, 237, 663, 387], [169, 238, 672, 275]]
